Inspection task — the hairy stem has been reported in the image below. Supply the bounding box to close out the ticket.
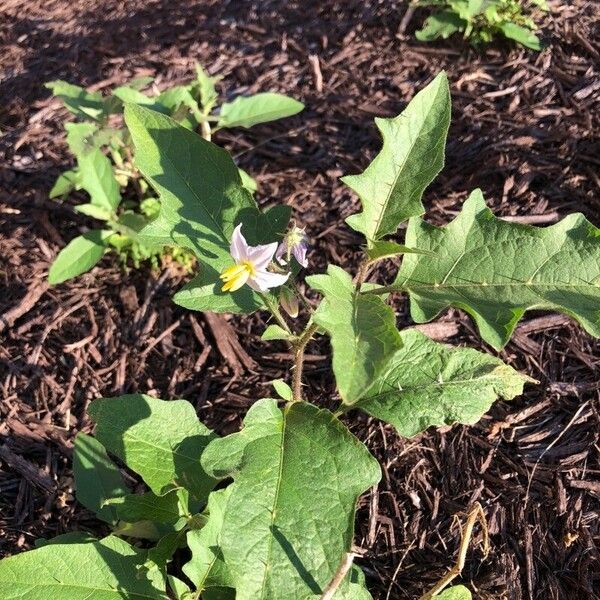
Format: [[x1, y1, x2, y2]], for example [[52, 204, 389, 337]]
[[291, 321, 319, 402]]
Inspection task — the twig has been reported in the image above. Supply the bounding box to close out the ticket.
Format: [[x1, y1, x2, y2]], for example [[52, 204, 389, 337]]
[[320, 552, 355, 600], [419, 502, 489, 600], [0, 279, 49, 334]]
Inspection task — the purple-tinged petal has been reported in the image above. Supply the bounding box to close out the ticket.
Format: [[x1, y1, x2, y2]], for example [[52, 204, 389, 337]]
[[247, 269, 290, 292], [230, 224, 248, 262], [275, 242, 287, 265], [292, 241, 308, 268], [245, 241, 278, 270]]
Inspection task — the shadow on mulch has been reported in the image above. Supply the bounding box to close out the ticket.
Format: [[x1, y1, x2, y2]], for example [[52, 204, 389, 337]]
[[1, 1, 599, 598]]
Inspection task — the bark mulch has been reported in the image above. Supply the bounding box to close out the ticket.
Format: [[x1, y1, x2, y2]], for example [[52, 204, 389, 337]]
[[1, 1, 599, 598]]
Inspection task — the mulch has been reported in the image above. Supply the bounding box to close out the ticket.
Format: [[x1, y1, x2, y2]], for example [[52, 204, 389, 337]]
[[1, 1, 599, 598]]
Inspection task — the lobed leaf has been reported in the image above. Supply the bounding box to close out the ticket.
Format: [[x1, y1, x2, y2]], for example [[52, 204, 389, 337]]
[[73, 433, 128, 523], [394, 189, 600, 349], [45, 80, 107, 121], [201, 399, 380, 600], [307, 266, 403, 404], [343, 72, 451, 243], [48, 229, 111, 284], [0, 536, 168, 599], [415, 11, 465, 41], [355, 329, 532, 437], [88, 394, 217, 501], [217, 92, 304, 129]]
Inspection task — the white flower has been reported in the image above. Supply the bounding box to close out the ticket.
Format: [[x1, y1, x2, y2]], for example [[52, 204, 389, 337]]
[[220, 224, 290, 293]]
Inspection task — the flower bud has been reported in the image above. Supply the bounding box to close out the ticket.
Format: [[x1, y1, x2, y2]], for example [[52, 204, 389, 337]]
[[279, 287, 299, 318]]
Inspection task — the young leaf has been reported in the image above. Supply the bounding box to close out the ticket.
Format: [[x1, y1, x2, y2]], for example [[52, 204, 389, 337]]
[[437, 586, 472, 599], [49, 168, 79, 198], [500, 22, 543, 51], [183, 488, 234, 593], [355, 329, 532, 437], [394, 189, 600, 349], [195, 63, 219, 111], [45, 80, 107, 121], [200, 399, 381, 600], [78, 148, 121, 211], [0, 535, 168, 599], [74, 203, 112, 221], [261, 324, 291, 341], [48, 229, 111, 284], [343, 72, 451, 243], [88, 394, 217, 501], [217, 92, 304, 129], [415, 11, 465, 41], [73, 433, 128, 523], [238, 167, 258, 194], [124, 103, 273, 314], [65, 122, 99, 156], [271, 379, 293, 401], [306, 266, 403, 404]]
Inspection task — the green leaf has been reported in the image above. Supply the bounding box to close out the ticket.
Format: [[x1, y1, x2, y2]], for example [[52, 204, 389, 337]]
[[108, 489, 188, 525], [271, 379, 293, 401], [183, 488, 234, 592], [74, 203, 112, 221], [238, 167, 258, 194], [172, 205, 291, 314], [73, 433, 128, 523], [146, 529, 189, 570], [217, 93, 304, 129], [49, 168, 79, 198], [201, 399, 380, 600], [355, 329, 532, 437], [168, 575, 192, 599], [48, 229, 111, 284], [437, 585, 473, 599], [261, 324, 291, 341], [415, 11, 465, 41], [124, 103, 271, 313], [88, 394, 217, 501], [394, 189, 600, 349], [45, 80, 107, 121], [500, 22, 543, 50], [195, 63, 219, 111], [65, 122, 100, 156], [34, 532, 96, 548], [78, 148, 121, 211], [307, 266, 403, 404], [0, 535, 168, 599], [366, 239, 432, 262], [343, 72, 451, 243]]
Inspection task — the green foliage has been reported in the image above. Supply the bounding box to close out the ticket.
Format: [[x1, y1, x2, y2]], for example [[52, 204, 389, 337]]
[[89, 394, 217, 501], [393, 189, 600, 349], [201, 399, 380, 599], [307, 266, 403, 404], [0, 536, 168, 599], [343, 72, 451, 244], [415, 0, 546, 50], [355, 329, 532, 437], [12, 70, 600, 600], [47, 65, 304, 284]]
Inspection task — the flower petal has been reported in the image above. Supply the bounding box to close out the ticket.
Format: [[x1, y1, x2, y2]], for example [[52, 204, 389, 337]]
[[247, 269, 290, 292], [292, 242, 308, 268], [245, 241, 278, 270], [275, 242, 287, 265], [230, 223, 248, 262]]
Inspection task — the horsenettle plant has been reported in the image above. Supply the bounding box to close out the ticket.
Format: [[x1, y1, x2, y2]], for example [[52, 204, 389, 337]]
[[46, 65, 304, 284], [3, 72, 599, 599], [415, 0, 548, 50]]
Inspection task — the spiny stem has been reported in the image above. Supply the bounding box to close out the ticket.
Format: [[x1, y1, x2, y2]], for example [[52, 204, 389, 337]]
[[291, 321, 319, 402]]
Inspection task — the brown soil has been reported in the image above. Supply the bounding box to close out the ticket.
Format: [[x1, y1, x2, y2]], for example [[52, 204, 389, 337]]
[[1, 1, 599, 598]]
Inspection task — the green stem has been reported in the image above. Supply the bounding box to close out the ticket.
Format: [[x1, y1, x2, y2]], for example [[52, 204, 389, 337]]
[[261, 293, 292, 334]]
